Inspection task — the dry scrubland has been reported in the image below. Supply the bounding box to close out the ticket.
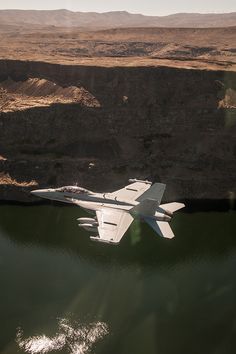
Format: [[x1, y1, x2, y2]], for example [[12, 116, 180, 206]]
[[0, 25, 236, 113], [0, 25, 236, 68], [0, 15, 236, 201]]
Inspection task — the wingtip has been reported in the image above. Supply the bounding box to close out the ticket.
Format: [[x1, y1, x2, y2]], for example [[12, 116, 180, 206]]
[[90, 236, 120, 245], [128, 178, 152, 185]]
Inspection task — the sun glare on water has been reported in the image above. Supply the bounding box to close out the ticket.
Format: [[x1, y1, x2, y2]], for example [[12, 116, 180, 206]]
[[16, 318, 109, 354]]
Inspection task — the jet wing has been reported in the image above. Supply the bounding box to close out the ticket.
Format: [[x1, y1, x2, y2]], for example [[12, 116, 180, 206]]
[[90, 208, 133, 244], [109, 182, 151, 201]]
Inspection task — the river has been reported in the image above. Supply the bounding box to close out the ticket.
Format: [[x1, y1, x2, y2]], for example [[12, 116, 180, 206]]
[[0, 205, 236, 354]]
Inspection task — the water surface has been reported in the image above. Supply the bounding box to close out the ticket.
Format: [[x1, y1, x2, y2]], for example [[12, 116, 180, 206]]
[[0, 205, 236, 354]]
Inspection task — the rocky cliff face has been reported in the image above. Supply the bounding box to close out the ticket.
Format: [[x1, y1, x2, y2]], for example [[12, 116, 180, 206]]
[[0, 59, 236, 202]]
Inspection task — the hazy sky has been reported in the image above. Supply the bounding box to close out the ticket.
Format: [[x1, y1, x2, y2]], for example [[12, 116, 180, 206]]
[[0, 0, 235, 16]]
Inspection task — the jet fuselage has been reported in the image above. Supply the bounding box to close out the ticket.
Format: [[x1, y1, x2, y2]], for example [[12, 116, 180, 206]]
[[31, 187, 171, 222]]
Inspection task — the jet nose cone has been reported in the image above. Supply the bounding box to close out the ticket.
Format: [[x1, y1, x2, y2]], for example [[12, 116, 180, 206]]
[[31, 189, 40, 195], [31, 189, 47, 197]]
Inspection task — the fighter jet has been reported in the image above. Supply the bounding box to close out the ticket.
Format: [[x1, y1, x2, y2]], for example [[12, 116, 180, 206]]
[[31, 179, 185, 245]]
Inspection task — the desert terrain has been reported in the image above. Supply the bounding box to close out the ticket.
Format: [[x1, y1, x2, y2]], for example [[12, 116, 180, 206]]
[[0, 10, 235, 202], [0, 24, 236, 68], [0, 24, 236, 114], [0, 9, 236, 28]]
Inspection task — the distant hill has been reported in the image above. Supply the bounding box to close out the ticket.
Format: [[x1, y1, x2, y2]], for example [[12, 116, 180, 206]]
[[0, 9, 236, 28]]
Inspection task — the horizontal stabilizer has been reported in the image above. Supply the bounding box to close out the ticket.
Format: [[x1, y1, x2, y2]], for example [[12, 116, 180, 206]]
[[137, 183, 166, 205], [160, 202, 185, 213], [145, 218, 175, 239]]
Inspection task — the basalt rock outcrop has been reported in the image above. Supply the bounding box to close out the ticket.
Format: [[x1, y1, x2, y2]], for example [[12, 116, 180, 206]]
[[0, 59, 236, 203]]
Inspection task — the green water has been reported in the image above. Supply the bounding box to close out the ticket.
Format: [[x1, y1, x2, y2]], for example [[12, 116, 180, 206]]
[[0, 205, 236, 354]]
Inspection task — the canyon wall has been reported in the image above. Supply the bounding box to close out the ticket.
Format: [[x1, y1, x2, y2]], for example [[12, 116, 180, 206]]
[[0, 59, 236, 202]]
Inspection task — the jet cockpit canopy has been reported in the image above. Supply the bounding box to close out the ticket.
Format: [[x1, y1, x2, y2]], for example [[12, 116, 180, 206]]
[[56, 186, 92, 194]]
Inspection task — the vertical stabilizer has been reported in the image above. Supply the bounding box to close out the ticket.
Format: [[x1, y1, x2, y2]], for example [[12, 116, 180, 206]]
[[131, 199, 158, 217], [137, 183, 166, 204]]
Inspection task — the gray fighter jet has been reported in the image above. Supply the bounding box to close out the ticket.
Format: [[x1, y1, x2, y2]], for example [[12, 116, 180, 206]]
[[31, 179, 184, 244]]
